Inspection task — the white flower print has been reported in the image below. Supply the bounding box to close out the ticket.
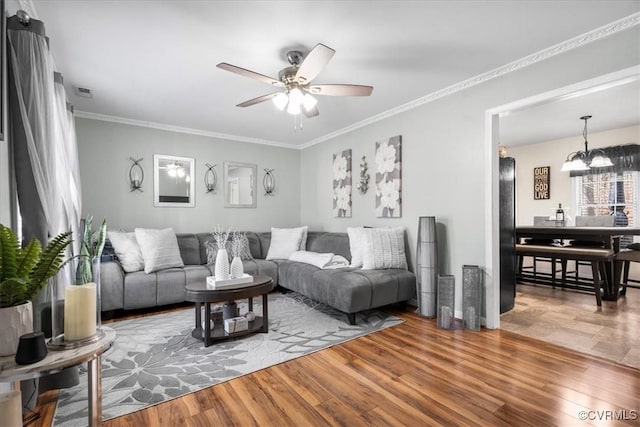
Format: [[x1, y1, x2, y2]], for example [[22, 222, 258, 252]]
[[375, 142, 396, 175], [334, 185, 351, 211], [378, 180, 399, 211], [333, 155, 348, 181]]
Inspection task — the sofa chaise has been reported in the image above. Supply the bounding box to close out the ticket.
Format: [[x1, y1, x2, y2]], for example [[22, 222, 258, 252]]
[[100, 231, 416, 324]]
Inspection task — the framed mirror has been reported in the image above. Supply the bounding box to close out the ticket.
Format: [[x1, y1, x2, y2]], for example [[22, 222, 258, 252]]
[[224, 161, 257, 208], [154, 154, 195, 207]]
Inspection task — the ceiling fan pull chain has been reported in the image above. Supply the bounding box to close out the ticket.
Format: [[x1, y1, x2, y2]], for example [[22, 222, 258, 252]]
[[293, 114, 302, 133]]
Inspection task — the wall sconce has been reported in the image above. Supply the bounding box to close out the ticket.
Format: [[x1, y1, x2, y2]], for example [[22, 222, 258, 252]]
[[204, 163, 217, 193], [129, 157, 144, 191], [263, 169, 275, 196], [356, 156, 370, 195]]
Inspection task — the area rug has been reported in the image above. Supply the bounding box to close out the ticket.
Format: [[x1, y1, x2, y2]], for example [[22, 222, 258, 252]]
[[53, 292, 403, 426]]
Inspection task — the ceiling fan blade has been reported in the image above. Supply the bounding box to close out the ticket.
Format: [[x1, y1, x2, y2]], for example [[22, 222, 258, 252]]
[[306, 84, 373, 96], [236, 92, 281, 107], [295, 43, 335, 84], [302, 104, 319, 118], [217, 63, 284, 87]]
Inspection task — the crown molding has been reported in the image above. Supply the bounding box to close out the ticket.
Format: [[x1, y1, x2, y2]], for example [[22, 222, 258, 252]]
[[73, 111, 298, 150], [299, 12, 640, 150], [74, 13, 639, 152]]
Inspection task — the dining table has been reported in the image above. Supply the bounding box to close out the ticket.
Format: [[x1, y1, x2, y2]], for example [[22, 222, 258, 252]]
[[515, 225, 640, 300]]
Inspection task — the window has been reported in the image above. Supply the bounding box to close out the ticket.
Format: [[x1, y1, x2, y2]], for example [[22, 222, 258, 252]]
[[573, 171, 639, 245]]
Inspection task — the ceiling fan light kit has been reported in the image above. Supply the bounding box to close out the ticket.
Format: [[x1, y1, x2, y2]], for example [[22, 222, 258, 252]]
[[217, 43, 373, 125]]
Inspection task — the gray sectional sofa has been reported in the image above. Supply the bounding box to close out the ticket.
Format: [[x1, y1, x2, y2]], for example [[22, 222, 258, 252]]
[[100, 231, 416, 324]]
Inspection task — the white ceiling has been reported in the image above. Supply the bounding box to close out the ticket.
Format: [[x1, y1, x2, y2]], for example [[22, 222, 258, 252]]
[[31, 0, 640, 147], [500, 79, 640, 147]]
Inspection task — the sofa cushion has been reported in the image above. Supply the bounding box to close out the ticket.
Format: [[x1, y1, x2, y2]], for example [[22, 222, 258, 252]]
[[176, 233, 202, 265], [307, 232, 351, 260], [276, 260, 415, 314], [123, 271, 157, 310], [156, 268, 187, 305], [350, 268, 416, 306], [240, 259, 278, 284], [100, 261, 124, 311], [257, 232, 271, 259]]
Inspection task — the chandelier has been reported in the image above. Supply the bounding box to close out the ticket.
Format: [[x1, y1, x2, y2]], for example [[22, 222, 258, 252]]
[[561, 115, 613, 172]]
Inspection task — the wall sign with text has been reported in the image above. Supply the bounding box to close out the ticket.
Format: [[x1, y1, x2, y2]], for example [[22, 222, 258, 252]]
[[533, 166, 550, 200]]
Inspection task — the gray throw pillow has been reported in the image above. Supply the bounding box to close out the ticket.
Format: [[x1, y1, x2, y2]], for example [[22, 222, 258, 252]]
[[234, 234, 254, 260]]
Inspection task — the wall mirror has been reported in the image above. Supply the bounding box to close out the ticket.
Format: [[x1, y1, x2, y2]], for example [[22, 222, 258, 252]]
[[154, 154, 195, 207], [224, 161, 257, 208]]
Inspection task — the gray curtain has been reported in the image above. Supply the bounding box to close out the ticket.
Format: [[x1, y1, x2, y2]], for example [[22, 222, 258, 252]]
[[7, 13, 81, 408], [570, 144, 640, 177]]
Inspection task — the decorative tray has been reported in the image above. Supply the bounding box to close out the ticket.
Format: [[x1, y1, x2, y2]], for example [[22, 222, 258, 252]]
[[206, 274, 254, 290]]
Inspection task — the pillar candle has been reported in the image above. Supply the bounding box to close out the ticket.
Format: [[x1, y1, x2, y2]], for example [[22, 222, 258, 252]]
[[64, 283, 97, 341], [0, 390, 22, 427]]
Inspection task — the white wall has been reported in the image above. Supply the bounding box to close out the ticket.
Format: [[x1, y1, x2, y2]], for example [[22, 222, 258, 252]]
[[299, 28, 640, 321], [76, 118, 300, 232], [508, 125, 640, 225]]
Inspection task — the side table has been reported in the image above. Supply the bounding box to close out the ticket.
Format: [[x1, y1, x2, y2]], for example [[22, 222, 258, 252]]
[[0, 326, 116, 426]]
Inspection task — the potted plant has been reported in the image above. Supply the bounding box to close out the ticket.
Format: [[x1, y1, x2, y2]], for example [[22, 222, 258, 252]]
[[0, 224, 72, 356]]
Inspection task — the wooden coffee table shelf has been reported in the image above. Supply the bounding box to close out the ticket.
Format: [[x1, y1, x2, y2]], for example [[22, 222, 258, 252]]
[[185, 275, 274, 347], [191, 316, 265, 342]]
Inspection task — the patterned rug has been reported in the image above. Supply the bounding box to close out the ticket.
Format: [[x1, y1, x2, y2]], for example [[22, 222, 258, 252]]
[[53, 292, 403, 426]]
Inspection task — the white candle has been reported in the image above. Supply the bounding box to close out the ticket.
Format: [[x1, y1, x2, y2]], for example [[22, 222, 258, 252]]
[[64, 283, 97, 341], [0, 390, 22, 427]]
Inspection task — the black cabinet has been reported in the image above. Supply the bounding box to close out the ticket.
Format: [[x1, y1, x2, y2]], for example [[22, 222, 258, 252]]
[[499, 157, 516, 313]]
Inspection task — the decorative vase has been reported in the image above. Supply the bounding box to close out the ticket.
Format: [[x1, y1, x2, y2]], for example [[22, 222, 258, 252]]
[[230, 256, 244, 279], [215, 248, 230, 280], [437, 274, 455, 330], [0, 301, 33, 356], [416, 216, 438, 317], [92, 256, 102, 335], [462, 265, 482, 331]]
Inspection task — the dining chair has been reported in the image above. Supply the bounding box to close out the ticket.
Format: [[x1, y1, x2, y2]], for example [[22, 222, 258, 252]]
[[567, 215, 616, 284], [616, 247, 640, 294], [518, 216, 563, 285]]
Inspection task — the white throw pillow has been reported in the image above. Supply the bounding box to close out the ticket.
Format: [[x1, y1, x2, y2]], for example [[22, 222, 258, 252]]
[[361, 227, 408, 270], [266, 227, 306, 260], [107, 231, 145, 273], [347, 227, 366, 267], [134, 228, 184, 274]]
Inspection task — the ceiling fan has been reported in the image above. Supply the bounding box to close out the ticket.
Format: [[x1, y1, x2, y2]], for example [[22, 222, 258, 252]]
[[217, 43, 373, 118]]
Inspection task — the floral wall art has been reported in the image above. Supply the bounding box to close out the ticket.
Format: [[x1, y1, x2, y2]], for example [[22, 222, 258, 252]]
[[333, 149, 352, 217], [375, 135, 402, 218]]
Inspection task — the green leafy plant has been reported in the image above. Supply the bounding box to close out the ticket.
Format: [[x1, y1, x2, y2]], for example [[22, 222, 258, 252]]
[[75, 216, 107, 285], [0, 224, 73, 308]]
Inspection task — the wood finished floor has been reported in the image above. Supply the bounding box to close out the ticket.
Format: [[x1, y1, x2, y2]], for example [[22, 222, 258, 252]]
[[501, 284, 640, 369], [32, 304, 640, 426]]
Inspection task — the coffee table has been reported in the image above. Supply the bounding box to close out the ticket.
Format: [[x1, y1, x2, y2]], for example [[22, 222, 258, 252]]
[[185, 275, 274, 347]]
